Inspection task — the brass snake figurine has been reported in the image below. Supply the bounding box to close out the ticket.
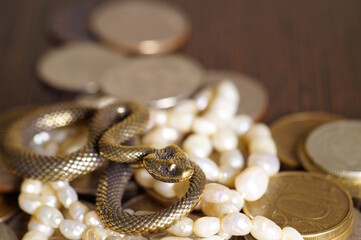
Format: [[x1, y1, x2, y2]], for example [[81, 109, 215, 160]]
[[1, 101, 206, 234]]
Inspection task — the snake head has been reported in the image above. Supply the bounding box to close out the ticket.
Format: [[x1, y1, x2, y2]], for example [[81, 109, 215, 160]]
[[143, 145, 193, 183]]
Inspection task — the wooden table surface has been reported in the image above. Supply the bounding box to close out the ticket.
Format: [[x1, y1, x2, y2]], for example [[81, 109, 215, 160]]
[[0, 0, 360, 123]]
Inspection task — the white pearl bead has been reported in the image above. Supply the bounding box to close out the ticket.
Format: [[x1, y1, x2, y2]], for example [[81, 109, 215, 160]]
[[50, 180, 69, 191], [249, 138, 277, 155], [192, 117, 218, 136], [149, 109, 168, 127], [167, 216, 193, 237], [230, 115, 253, 136], [208, 98, 237, 121], [194, 86, 213, 111], [201, 236, 224, 240], [194, 217, 220, 238], [192, 156, 220, 181], [23, 230, 48, 240], [41, 183, 60, 208], [245, 124, 271, 143], [168, 110, 195, 133], [21, 179, 43, 195], [248, 153, 280, 176], [44, 141, 59, 155], [183, 134, 213, 158], [18, 193, 43, 214], [134, 169, 155, 188], [69, 201, 89, 222], [201, 200, 239, 218], [203, 183, 231, 204], [173, 99, 198, 115], [59, 220, 86, 240], [229, 190, 245, 211], [281, 227, 303, 240], [217, 230, 232, 240], [153, 181, 176, 198], [251, 216, 282, 240], [219, 149, 244, 169], [235, 166, 269, 201], [28, 217, 54, 237], [57, 185, 78, 208], [221, 213, 252, 236], [217, 80, 240, 103], [82, 226, 109, 240], [124, 208, 135, 214], [217, 165, 240, 188], [142, 127, 180, 146], [84, 211, 104, 228], [161, 237, 192, 240], [212, 128, 238, 152], [34, 205, 63, 228]]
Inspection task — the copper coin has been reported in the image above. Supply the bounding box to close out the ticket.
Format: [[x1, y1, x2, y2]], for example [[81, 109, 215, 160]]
[[0, 194, 19, 223], [270, 112, 343, 168], [89, 0, 191, 54], [0, 223, 17, 240], [0, 105, 39, 193], [204, 70, 269, 121], [101, 55, 204, 109], [37, 42, 127, 93], [47, 1, 97, 43]]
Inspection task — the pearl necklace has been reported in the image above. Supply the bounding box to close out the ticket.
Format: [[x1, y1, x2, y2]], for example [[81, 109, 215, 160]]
[[19, 80, 303, 240]]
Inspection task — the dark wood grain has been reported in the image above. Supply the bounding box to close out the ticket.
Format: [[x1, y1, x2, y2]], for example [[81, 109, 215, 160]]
[[0, 0, 360, 123]]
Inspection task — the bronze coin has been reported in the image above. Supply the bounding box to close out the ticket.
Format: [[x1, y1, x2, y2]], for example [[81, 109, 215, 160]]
[[243, 172, 353, 240], [101, 55, 204, 109], [37, 42, 127, 93], [0, 105, 39, 193], [270, 112, 342, 168], [204, 70, 269, 121], [47, 1, 97, 43], [89, 0, 191, 54], [0, 223, 17, 240]]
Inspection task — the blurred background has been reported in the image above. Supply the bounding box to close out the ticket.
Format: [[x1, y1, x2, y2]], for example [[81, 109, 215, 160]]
[[0, 0, 360, 122]]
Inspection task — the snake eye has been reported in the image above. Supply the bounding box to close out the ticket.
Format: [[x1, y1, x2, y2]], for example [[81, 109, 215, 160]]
[[167, 163, 177, 172]]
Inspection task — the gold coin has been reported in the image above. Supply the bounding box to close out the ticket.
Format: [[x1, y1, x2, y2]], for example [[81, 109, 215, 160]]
[[270, 112, 342, 168], [204, 70, 269, 121], [243, 172, 353, 240], [298, 140, 361, 199], [37, 42, 126, 93], [89, 0, 190, 55], [306, 120, 361, 181], [0, 105, 39, 193], [100, 55, 204, 109]]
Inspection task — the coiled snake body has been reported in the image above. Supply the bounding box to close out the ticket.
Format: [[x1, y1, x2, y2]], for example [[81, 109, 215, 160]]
[[1, 101, 206, 234]]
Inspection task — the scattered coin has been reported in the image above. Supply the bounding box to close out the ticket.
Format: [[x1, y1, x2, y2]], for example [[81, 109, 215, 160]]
[[47, 1, 97, 43], [0, 223, 17, 240], [298, 139, 361, 200], [0, 194, 19, 222], [89, 0, 190, 54], [204, 70, 269, 121], [243, 172, 354, 240], [37, 42, 127, 93], [75, 94, 118, 109], [101, 55, 204, 109], [270, 112, 342, 168], [0, 105, 39, 193], [306, 120, 361, 181], [350, 208, 361, 240]]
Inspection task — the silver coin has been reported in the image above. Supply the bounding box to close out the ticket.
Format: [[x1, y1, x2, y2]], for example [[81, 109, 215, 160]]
[[37, 42, 127, 93], [204, 70, 269, 120], [350, 208, 361, 240], [100, 55, 204, 109]]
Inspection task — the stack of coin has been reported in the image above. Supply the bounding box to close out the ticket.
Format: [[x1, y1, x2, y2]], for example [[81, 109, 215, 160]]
[[299, 120, 361, 200], [243, 172, 354, 240]]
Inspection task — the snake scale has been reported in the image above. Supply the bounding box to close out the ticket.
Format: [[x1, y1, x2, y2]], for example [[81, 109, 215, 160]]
[[1, 101, 206, 234]]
